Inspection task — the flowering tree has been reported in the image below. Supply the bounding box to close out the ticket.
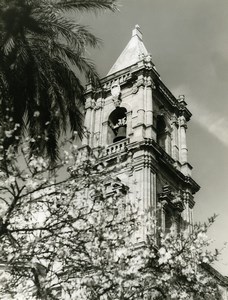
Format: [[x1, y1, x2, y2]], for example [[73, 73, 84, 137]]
[[0, 134, 224, 299]]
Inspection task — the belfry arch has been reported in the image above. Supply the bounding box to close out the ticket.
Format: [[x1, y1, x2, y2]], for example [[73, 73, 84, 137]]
[[107, 107, 127, 144]]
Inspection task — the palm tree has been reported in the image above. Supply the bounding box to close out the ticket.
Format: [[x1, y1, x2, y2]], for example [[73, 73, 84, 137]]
[[0, 0, 117, 162]]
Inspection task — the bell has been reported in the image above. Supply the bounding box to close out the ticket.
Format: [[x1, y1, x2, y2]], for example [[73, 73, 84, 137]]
[[113, 126, 126, 143]]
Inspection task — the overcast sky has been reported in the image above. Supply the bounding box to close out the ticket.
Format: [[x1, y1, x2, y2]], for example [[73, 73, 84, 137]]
[[80, 0, 228, 275]]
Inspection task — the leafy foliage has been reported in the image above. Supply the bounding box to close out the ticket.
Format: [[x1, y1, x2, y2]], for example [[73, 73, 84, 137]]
[[0, 135, 223, 300], [0, 0, 118, 161]]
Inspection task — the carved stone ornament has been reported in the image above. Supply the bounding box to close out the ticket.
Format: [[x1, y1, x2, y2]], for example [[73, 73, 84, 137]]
[[144, 54, 152, 63], [171, 115, 178, 126], [145, 77, 156, 89], [132, 84, 139, 94], [144, 54, 154, 70], [111, 82, 122, 107], [94, 99, 105, 110], [132, 76, 145, 94], [113, 98, 122, 108], [138, 53, 145, 60], [111, 82, 120, 97], [179, 115, 187, 128]]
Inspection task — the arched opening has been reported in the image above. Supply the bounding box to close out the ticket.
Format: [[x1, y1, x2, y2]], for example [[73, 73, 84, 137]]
[[157, 115, 167, 150], [108, 107, 127, 144]]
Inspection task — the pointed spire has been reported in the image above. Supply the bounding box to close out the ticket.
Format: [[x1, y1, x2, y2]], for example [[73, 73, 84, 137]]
[[107, 25, 148, 76], [132, 24, 143, 40]]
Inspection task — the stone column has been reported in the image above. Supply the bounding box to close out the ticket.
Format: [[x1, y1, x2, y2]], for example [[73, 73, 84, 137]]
[[93, 98, 103, 147], [140, 156, 157, 238], [182, 192, 195, 231], [179, 116, 188, 164], [160, 201, 167, 232], [137, 108, 145, 125], [136, 75, 145, 125], [171, 118, 179, 161], [145, 77, 153, 127], [101, 121, 109, 147], [132, 84, 145, 141], [165, 131, 172, 156], [148, 170, 157, 235], [132, 149, 157, 241], [126, 110, 133, 137], [82, 97, 95, 146], [132, 163, 144, 242], [145, 77, 157, 140]]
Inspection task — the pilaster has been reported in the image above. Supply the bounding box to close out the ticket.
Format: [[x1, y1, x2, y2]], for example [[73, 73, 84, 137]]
[[145, 76, 156, 140], [93, 97, 104, 147], [182, 191, 195, 230], [126, 111, 133, 136], [171, 117, 179, 161], [131, 150, 157, 240], [101, 121, 109, 146], [82, 97, 95, 146], [179, 115, 188, 163]]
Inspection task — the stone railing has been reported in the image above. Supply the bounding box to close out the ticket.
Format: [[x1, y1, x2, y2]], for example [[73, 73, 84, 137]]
[[105, 138, 129, 156]]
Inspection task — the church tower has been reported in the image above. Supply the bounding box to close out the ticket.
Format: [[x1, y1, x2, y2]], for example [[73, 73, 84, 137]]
[[82, 25, 200, 236]]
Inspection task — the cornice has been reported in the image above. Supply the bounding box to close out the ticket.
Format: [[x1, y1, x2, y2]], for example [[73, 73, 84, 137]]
[[156, 82, 192, 121], [136, 138, 200, 194], [89, 137, 200, 194]]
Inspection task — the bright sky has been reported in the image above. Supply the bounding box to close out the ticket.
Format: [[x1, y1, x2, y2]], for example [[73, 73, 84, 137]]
[[80, 0, 228, 275]]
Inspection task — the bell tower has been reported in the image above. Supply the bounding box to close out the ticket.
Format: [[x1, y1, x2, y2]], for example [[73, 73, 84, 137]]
[[82, 25, 200, 237]]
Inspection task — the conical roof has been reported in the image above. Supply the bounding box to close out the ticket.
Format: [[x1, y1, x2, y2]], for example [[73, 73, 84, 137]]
[[107, 25, 148, 76]]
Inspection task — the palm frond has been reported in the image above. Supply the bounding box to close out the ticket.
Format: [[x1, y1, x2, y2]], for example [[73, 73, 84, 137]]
[[46, 40, 100, 83], [50, 0, 118, 13], [37, 15, 100, 51], [0, 0, 116, 162]]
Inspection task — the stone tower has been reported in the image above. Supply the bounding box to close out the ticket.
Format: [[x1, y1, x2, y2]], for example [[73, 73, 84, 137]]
[[82, 25, 200, 237]]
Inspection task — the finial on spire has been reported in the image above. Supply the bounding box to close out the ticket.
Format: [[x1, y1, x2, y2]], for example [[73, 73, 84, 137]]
[[132, 24, 143, 40]]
